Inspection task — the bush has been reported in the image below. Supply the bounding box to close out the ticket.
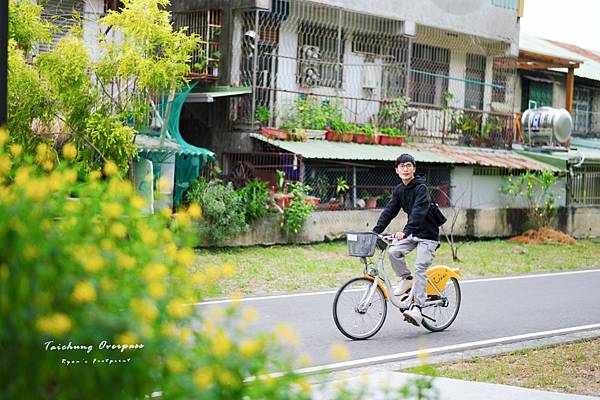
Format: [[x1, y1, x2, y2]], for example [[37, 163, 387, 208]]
[[237, 179, 272, 225], [283, 182, 316, 235], [0, 129, 313, 399], [185, 178, 249, 243]]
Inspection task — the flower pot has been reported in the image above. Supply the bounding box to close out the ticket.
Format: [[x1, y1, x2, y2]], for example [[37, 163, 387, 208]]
[[353, 133, 380, 144], [305, 129, 327, 140], [379, 135, 404, 146], [366, 198, 378, 208], [328, 202, 341, 210], [262, 127, 288, 140], [273, 193, 293, 208], [325, 128, 353, 142], [305, 196, 320, 205]]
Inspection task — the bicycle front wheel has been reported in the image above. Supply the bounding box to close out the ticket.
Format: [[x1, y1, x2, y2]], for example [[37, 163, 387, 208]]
[[422, 277, 461, 332], [333, 277, 387, 340]]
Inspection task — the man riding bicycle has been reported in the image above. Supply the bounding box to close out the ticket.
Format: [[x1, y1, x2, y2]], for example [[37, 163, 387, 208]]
[[372, 153, 440, 327]]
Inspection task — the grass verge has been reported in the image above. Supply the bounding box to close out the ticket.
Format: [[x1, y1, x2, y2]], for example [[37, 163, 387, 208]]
[[194, 238, 600, 296], [405, 339, 600, 396]]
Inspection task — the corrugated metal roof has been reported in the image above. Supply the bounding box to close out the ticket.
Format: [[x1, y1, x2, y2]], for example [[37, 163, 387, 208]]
[[410, 143, 562, 172], [250, 133, 560, 170], [250, 133, 455, 163], [520, 33, 600, 81], [135, 134, 216, 158]]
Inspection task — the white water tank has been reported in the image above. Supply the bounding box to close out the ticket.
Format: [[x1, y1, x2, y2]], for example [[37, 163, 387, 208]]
[[521, 107, 572, 145]]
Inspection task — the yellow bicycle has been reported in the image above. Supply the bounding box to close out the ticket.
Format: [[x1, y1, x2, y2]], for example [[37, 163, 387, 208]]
[[333, 232, 461, 340]]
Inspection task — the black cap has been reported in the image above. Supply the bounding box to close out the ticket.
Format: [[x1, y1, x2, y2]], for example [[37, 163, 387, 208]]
[[395, 153, 416, 168]]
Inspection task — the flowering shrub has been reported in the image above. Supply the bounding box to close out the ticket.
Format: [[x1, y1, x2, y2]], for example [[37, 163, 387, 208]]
[[0, 129, 312, 399]]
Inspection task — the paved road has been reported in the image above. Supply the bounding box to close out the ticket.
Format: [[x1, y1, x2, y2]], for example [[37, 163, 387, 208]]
[[194, 269, 600, 372]]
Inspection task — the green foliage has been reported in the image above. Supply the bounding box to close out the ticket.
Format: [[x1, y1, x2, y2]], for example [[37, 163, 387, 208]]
[[500, 171, 560, 230], [283, 97, 343, 131], [451, 112, 480, 136], [378, 97, 408, 128], [8, 0, 53, 53], [236, 180, 271, 225], [336, 177, 349, 195], [379, 127, 405, 137], [255, 106, 271, 125], [0, 131, 316, 399], [7, 0, 200, 173], [283, 182, 316, 235], [186, 178, 249, 243]]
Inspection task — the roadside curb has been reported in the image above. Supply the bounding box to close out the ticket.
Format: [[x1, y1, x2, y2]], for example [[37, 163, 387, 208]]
[[312, 328, 600, 383]]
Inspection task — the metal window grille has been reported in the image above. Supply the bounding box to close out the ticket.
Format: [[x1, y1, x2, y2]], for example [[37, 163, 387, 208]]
[[172, 9, 223, 80], [465, 53, 486, 110], [571, 165, 600, 206], [40, 0, 84, 52], [297, 23, 344, 88], [410, 44, 450, 106]]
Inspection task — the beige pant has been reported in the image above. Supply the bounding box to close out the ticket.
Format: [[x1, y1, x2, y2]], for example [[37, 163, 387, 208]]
[[388, 235, 439, 307]]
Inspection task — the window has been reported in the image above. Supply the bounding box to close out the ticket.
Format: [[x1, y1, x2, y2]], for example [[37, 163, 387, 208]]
[[410, 44, 450, 106], [297, 23, 344, 88], [104, 0, 123, 13], [464, 53, 486, 110]]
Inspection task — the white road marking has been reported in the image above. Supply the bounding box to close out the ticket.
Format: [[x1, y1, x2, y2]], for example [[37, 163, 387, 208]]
[[262, 323, 600, 377], [189, 269, 600, 306]]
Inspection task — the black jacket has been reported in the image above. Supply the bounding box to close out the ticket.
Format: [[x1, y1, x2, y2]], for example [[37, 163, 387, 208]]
[[373, 175, 439, 240]]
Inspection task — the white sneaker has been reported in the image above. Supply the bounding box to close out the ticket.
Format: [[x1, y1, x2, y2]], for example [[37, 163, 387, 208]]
[[403, 305, 423, 327], [393, 276, 413, 296]]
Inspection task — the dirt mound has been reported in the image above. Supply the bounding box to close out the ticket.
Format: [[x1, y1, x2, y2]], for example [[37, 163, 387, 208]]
[[509, 227, 576, 245]]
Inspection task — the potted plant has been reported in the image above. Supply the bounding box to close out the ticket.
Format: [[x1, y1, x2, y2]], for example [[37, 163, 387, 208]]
[[353, 124, 380, 144], [333, 176, 350, 209], [379, 127, 405, 146], [326, 120, 354, 142], [271, 170, 293, 208], [286, 127, 307, 142], [255, 105, 271, 127], [261, 126, 288, 140]]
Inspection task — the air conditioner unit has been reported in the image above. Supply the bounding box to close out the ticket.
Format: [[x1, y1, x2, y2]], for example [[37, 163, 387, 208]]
[[301, 45, 321, 61], [300, 65, 320, 87], [362, 62, 379, 89]]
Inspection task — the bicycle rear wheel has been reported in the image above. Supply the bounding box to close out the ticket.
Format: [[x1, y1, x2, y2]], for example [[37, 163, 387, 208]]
[[421, 278, 461, 332], [333, 277, 387, 340]]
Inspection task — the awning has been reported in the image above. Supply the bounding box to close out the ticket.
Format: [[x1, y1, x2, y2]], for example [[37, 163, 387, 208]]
[[250, 133, 455, 164], [186, 86, 252, 103], [135, 133, 216, 160], [251, 133, 561, 171]]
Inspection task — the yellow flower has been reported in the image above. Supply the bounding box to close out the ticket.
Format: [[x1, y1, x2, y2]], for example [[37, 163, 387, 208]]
[[35, 143, 51, 163], [23, 244, 39, 260], [48, 171, 65, 192], [148, 282, 166, 299], [166, 357, 185, 373], [42, 161, 54, 171], [205, 266, 219, 282], [79, 252, 104, 273], [274, 323, 300, 347], [329, 342, 350, 361], [0, 155, 11, 176], [207, 307, 225, 320], [63, 169, 77, 184], [103, 160, 119, 176], [36, 313, 72, 336], [176, 248, 195, 267], [297, 353, 313, 368], [174, 211, 191, 226], [116, 252, 136, 270], [192, 272, 206, 286], [142, 263, 168, 283], [187, 202, 202, 219], [130, 195, 146, 210], [161, 322, 177, 337], [72, 281, 96, 304], [217, 369, 238, 387], [116, 331, 139, 346], [178, 326, 192, 343], [130, 298, 158, 322], [100, 277, 113, 292], [110, 222, 127, 238], [239, 338, 262, 358], [296, 379, 312, 394], [90, 170, 102, 180], [9, 143, 22, 158], [212, 331, 232, 357], [141, 228, 158, 246], [221, 263, 236, 278], [160, 207, 172, 218], [166, 298, 191, 319], [156, 177, 171, 192], [241, 307, 258, 323], [100, 239, 114, 251], [62, 143, 77, 161], [193, 367, 213, 389], [0, 128, 7, 147], [102, 202, 124, 219], [202, 320, 216, 336]]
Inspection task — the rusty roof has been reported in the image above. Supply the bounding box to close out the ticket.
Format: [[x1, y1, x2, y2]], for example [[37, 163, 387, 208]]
[[406, 143, 562, 172]]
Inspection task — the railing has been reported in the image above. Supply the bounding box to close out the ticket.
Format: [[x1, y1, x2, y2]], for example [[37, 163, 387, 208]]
[[490, 0, 519, 11]]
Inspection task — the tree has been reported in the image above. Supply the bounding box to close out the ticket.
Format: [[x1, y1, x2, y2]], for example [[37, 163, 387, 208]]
[[437, 188, 467, 262], [7, 0, 201, 172]]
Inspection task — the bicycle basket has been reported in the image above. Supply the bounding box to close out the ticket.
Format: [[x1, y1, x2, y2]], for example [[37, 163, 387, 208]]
[[346, 231, 378, 257]]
